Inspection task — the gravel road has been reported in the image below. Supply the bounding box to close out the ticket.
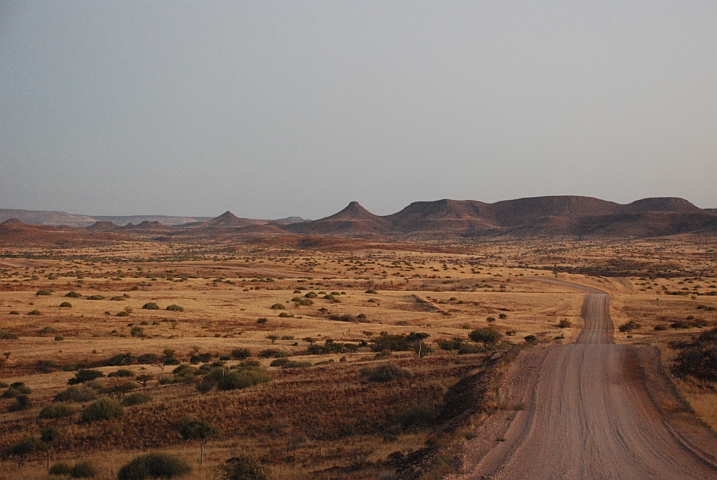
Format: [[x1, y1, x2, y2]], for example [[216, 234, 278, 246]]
[[461, 285, 717, 479]]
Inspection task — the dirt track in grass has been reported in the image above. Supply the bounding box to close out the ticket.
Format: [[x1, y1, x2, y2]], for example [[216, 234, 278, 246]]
[[454, 281, 717, 480]]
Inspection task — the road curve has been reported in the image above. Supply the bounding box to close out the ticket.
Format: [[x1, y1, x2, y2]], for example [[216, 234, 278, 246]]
[[463, 282, 717, 479]]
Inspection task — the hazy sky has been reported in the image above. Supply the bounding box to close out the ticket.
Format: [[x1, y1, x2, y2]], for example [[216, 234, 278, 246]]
[[1, 1, 716, 219]]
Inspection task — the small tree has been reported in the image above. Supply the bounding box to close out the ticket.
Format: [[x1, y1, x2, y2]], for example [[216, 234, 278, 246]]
[[180, 418, 219, 466], [469, 328, 502, 350]]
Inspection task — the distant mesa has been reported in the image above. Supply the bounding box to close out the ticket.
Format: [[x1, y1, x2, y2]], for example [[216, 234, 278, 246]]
[[122, 220, 171, 231], [2, 218, 25, 226], [2, 196, 716, 240], [87, 221, 120, 232]]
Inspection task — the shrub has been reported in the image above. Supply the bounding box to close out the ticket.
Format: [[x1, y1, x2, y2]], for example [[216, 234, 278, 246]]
[[257, 318, 268, 324], [469, 328, 502, 349], [68, 369, 104, 385], [524, 335, 538, 343], [558, 319, 572, 328], [0, 331, 19, 339], [111, 296, 126, 301], [618, 320, 641, 333], [122, 392, 152, 406], [41, 426, 61, 444], [36, 359, 61, 372], [166, 304, 184, 312], [137, 353, 159, 364], [49, 463, 73, 476], [27, 309, 42, 315], [270, 303, 286, 310], [365, 289, 378, 294], [219, 369, 271, 390], [54, 386, 96, 403], [396, 405, 433, 429], [258, 349, 290, 358], [671, 320, 693, 329], [36, 289, 52, 296], [118, 453, 191, 480], [654, 324, 669, 331], [80, 397, 124, 423], [108, 369, 134, 378], [60, 301, 73, 308], [180, 418, 219, 440], [71, 461, 97, 478], [66, 291, 82, 298], [362, 364, 412, 383], [231, 348, 251, 359], [499, 313, 508, 320], [39, 403, 76, 419], [8, 311, 19, 315], [458, 343, 484, 355], [216, 455, 271, 480], [438, 338, 463, 350], [87, 295, 105, 300], [372, 332, 429, 352], [142, 302, 160, 310], [8, 394, 31, 411], [486, 316, 496, 323]]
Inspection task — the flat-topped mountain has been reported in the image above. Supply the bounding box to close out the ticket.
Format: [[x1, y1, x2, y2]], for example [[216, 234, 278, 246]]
[[3, 196, 716, 240], [285, 196, 717, 238]]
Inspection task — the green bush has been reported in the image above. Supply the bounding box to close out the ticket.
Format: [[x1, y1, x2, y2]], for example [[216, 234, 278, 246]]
[[49, 463, 73, 476], [87, 295, 105, 301], [219, 369, 271, 390], [396, 405, 433, 429], [558, 319, 572, 328], [60, 301, 73, 308], [39, 403, 76, 419], [166, 304, 184, 312], [654, 324, 669, 331], [118, 453, 191, 479], [111, 296, 126, 301], [142, 302, 160, 310], [458, 343, 484, 355], [1, 383, 31, 398], [36, 289, 52, 296], [80, 397, 124, 423], [122, 392, 152, 406], [469, 328, 502, 349], [270, 303, 286, 310], [27, 309, 42, 315], [216, 455, 271, 480], [0, 331, 19, 339], [68, 369, 105, 385], [371, 332, 429, 352], [66, 291, 82, 298], [618, 320, 641, 333], [258, 349, 290, 358], [54, 386, 96, 403], [256, 318, 268, 324], [362, 364, 412, 383], [180, 418, 219, 440], [8, 394, 31, 411], [365, 289, 378, 294], [71, 461, 98, 478], [438, 338, 463, 350], [108, 369, 134, 378], [231, 348, 251, 359]]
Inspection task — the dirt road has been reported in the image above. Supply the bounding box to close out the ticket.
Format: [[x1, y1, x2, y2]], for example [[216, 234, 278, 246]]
[[460, 283, 717, 479]]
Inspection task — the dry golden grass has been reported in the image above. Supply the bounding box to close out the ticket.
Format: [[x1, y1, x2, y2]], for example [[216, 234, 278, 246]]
[[0, 235, 716, 478]]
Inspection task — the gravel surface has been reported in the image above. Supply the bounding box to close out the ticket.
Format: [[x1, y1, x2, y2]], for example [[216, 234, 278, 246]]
[[456, 282, 717, 480]]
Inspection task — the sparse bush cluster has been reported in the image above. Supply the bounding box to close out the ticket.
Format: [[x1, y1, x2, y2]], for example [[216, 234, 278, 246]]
[[672, 327, 717, 381], [196, 365, 271, 393], [308, 339, 359, 355], [118, 453, 191, 480], [618, 320, 641, 333], [371, 332, 429, 352], [361, 364, 412, 383]]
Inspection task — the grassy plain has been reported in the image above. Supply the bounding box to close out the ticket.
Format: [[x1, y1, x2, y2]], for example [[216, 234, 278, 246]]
[[0, 235, 715, 479]]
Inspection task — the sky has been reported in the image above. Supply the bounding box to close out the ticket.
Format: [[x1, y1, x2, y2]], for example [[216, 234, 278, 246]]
[[1, 1, 716, 219]]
